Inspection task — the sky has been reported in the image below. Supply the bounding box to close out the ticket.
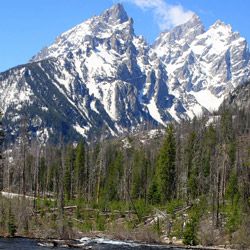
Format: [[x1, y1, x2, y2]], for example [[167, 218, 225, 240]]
[[0, 0, 249, 72]]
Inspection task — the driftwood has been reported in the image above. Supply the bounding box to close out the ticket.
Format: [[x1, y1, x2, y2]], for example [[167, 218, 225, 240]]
[[174, 205, 192, 214], [49, 205, 77, 211], [34, 205, 138, 220], [154, 208, 169, 219]]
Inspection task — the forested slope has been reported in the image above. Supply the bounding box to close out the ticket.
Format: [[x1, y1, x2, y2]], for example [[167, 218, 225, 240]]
[[0, 82, 249, 247]]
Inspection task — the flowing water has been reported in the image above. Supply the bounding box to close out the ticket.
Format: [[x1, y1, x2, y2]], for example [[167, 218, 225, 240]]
[[0, 237, 188, 249]]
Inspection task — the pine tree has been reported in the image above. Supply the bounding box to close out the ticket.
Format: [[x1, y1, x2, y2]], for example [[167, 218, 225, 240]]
[[64, 145, 75, 201], [156, 124, 176, 203], [75, 141, 85, 198], [8, 206, 17, 237], [226, 170, 239, 206], [131, 149, 148, 200], [38, 156, 47, 196], [20, 114, 29, 195], [0, 111, 4, 191], [202, 125, 216, 179], [184, 131, 196, 200], [148, 178, 160, 204], [104, 150, 123, 201]]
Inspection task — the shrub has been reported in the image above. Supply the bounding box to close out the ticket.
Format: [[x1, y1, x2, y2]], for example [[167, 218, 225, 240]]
[[95, 212, 105, 231], [225, 206, 242, 235], [166, 199, 184, 217], [183, 218, 198, 246], [153, 217, 161, 237], [8, 208, 17, 237], [134, 199, 152, 222]]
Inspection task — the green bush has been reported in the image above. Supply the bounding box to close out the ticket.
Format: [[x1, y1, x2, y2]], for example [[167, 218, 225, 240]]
[[166, 199, 184, 217], [183, 218, 198, 246], [134, 199, 152, 221], [183, 198, 207, 245], [153, 217, 161, 236], [96, 212, 105, 231], [8, 208, 17, 237], [225, 206, 242, 235], [170, 219, 183, 238], [109, 200, 127, 212], [81, 220, 93, 232], [147, 180, 161, 204]]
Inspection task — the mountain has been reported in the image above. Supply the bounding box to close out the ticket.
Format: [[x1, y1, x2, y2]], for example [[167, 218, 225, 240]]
[[0, 4, 249, 142], [151, 14, 250, 119], [220, 81, 250, 111]]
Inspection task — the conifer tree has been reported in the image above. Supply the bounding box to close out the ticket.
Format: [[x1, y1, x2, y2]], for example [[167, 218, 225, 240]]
[[8, 205, 16, 237], [104, 150, 123, 201], [38, 156, 47, 196], [184, 131, 196, 200], [75, 141, 85, 198], [131, 149, 148, 199], [0, 111, 4, 191], [148, 178, 160, 204], [64, 145, 75, 201], [226, 170, 239, 206], [201, 125, 216, 195], [156, 124, 176, 203]]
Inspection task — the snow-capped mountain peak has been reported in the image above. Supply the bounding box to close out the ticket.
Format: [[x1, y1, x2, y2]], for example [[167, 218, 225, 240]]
[[211, 19, 232, 29], [153, 13, 204, 48], [1, 4, 249, 142], [151, 16, 250, 118], [101, 3, 129, 24], [32, 4, 134, 62], [170, 13, 205, 42]]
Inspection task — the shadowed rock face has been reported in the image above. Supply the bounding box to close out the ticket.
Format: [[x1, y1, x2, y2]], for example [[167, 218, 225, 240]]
[[0, 4, 249, 142], [221, 81, 250, 111]]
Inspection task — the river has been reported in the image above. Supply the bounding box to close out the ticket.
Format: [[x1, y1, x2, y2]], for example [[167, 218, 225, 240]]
[[0, 237, 190, 249]]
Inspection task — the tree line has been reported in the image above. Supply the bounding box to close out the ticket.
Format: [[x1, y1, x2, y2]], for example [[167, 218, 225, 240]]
[[0, 102, 249, 244]]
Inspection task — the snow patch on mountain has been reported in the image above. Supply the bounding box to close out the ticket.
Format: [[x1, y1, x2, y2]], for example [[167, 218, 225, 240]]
[[0, 4, 249, 142]]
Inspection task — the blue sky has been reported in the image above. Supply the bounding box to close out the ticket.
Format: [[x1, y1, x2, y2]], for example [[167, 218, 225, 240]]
[[0, 0, 249, 72]]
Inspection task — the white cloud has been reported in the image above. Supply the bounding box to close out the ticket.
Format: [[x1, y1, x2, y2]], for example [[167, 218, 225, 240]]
[[121, 0, 194, 30]]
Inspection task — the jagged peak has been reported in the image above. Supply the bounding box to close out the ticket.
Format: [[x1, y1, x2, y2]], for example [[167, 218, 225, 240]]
[[212, 19, 227, 27], [173, 13, 204, 33], [31, 4, 133, 62], [101, 3, 129, 24], [185, 13, 202, 26], [210, 19, 232, 32], [154, 13, 204, 46]]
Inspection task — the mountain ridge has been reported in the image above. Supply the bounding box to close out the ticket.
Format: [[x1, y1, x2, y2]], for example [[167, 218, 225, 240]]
[[0, 4, 249, 142]]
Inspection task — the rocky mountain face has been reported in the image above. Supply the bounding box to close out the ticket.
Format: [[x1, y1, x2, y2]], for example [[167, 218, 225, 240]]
[[0, 4, 249, 142], [220, 81, 250, 111], [151, 15, 250, 119]]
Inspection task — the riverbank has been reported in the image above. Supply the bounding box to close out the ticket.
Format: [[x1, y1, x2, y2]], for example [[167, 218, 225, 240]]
[[0, 193, 246, 249]]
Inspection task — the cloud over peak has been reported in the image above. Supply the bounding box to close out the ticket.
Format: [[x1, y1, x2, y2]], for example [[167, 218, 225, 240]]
[[121, 0, 194, 30]]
